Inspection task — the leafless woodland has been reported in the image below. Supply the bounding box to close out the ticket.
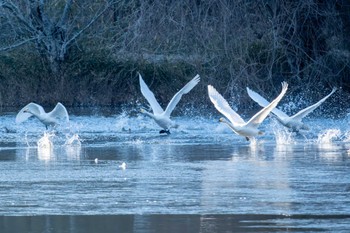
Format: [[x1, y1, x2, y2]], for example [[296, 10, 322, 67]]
[[0, 0, 349, 112]]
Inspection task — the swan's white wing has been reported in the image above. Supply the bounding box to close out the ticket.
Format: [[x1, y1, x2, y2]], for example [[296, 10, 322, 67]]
[[208, 85, 246, 125], [246, 82, 288, 128], [291, 87, 337, 121], [15, 102, 46, 124], [247, 87, 289, 119], [139, 74, 164, 115], [48, 102, 69, 121], [164, 74, 200, 117]]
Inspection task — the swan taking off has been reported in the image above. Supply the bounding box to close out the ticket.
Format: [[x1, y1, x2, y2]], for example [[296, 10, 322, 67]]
[[139, 73, 200, 134], [247, 86, 337, 131], [208, 82, 288, 141], [16, 102, 69, 129]]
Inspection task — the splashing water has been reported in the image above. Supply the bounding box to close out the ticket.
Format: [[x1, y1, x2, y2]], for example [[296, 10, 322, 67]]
[[317, 129, 341, 144], [24, 132, 31, 147], [249, 137, 258, 146], [119, 162, 127, 170], [37, 132, 54, 161], [115, 111, 132, 132], [274, 130, 295, 145], [270, 119, 295, 145], [37, 132, 54, 149], [65, 134, 81, 146], [342, 131, 350, 142]]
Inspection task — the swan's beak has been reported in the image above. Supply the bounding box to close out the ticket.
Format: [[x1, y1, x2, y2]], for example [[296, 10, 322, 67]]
[[258, 131, 264, 135]]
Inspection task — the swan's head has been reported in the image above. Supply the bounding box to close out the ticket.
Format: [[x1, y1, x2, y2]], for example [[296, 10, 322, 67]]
[[23, 108, 31, 114], [219, 117, 226, 123], [140, 108, 145, 113]]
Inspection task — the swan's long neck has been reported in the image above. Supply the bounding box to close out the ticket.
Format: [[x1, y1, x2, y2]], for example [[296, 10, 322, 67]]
[[220, 118, 238, 133], [141, 109, 156, 119], [26, 110, 41, 120]]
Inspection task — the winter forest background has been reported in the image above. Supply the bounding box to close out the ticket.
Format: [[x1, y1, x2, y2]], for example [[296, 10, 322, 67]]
[[0, 0, 349, 116]]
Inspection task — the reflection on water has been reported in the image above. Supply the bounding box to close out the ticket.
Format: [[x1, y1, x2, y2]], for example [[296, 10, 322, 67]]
[[0, 214, 349, 233], [1, 115, 350, 231]]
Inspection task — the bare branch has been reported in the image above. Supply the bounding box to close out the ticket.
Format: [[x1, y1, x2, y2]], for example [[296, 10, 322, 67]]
[[60, 1, 112, 58], [58, 0, 73, 27], [0, 37, 37, 51]]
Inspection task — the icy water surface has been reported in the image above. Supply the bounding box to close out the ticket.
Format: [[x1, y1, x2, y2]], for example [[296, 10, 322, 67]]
[[1, 112, 350, 232]]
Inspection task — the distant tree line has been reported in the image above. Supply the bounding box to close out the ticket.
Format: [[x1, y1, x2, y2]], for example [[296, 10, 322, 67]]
[[0, 0, 349, 113]]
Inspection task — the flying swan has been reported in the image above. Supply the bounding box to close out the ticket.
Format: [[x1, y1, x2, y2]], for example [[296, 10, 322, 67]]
[[208, 82, 288, 140], [16, 102, 69, 129], [247, 86, 337, 131], [139, 73, 200, 134]]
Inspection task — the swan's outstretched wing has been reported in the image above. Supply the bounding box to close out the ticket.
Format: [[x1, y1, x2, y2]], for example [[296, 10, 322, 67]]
[[208, 85, 245, 125], [16, 102, 46, 124], [164, 74, 200, 116], [247, 87, 289, 119], [291, 87, 337, 121], [48, 102, 69, 121], [139, 73, 164, 115], [246, 82, 288, 128]]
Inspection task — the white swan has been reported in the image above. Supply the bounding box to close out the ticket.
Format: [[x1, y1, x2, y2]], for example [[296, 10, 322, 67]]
[[208, 82, 288, 140], [247, 86, 337, 131], [139, 73, 200, 134], [16, 102, 69, 129]]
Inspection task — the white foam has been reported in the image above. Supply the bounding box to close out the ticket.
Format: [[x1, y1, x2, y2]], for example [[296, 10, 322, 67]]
[[317, 129, 341, 144], [37, 132, 54, 160], [65, 134, 81, 146], [37, 132, 54, 149]]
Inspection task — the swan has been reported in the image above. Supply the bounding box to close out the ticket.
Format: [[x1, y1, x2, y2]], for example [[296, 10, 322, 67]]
[[247, 86, 337, 131], [139, 73, 200, 134], [16, 102, 69, 129], [208, 82, 288, 140]]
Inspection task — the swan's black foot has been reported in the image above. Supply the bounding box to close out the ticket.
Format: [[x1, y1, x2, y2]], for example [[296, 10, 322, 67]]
[[159, 129, 170, 135], [245, 137, 250, 141]]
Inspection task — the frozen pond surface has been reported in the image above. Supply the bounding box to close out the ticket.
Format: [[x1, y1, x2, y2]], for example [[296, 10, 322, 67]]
[[0, 112, 350, 232]]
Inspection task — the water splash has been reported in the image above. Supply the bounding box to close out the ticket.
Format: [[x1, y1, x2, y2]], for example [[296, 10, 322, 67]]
[[119, 162, 127, 170], [37, 132, 54, 160], [65, 134, 81, 146], [342, 131, 350, 142], [37, 132, 54, 149], [317, 129, 341, 144], [115, 111, 132, 132], [249, 137, 258, 146], [274, 130, 295, 145], [269, 119, 295, 145], [24, 132, 31, 147], [279, 92, 311, 116]]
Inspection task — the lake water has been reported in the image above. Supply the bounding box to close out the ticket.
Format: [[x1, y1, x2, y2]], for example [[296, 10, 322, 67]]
[[0, 112, 350, 232]]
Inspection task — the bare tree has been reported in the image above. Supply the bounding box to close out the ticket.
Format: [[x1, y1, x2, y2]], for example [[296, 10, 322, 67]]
[[0, 0, 348, 108], [0, 0, 114, 76]]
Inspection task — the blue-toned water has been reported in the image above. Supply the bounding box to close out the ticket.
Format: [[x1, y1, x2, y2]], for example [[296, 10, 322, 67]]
[[0, 111, 350, 232]]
